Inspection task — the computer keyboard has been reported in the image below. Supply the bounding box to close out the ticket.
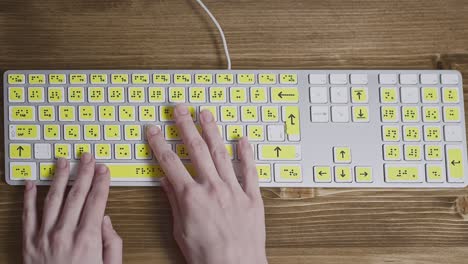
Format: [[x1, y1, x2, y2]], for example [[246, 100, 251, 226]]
[[3, 70, 467, 188]]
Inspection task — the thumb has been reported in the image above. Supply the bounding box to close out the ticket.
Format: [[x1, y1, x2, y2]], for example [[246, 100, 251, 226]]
[[102, 215, 123, 264]]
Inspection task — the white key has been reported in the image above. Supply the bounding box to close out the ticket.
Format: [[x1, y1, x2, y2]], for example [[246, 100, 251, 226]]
[[309, 74, 327, 84], [309, 87, 328, 103], [350, 74, 368, 84], [400, 87, 419, 103], [310, 106, 329, 122], [420, 73, 439, 84], [379, 74, 397, 84], [331, 106, 349, 122], [330, 74, 348, 84], [34, 143, 52, 159], [400, 74, 418, 84], [444, 126, 463, 142], [267, 125, 285, 141], [441, 74, 459, 84], [330, 87, 348, 103]]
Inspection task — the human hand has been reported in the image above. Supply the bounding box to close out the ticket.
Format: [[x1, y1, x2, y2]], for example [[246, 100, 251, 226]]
[[146, 104, 267, 264], [22, 154, 122, 264]]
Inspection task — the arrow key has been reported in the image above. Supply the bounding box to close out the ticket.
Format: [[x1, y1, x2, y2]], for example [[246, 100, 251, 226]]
[[355, 166, 373, 183], [333, 147, 351, 163], [313, 166, 332, 182], [352, 106, 369, 122], [334, 166, 352, 183]]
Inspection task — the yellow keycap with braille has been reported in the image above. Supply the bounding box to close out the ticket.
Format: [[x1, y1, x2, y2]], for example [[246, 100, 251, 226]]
[[68, 87, 84, 102], [99, 106, 115, 121], [9, 87, 24, 102], [169, 87, 186, 102], [241, 106, 258, 122], [271, 87, 299, 103], [256, 164, 272, 182], [386, 166, 420, 182], [28, 87, 44, 102], [447, 147, 464, 180], [402, 106, 419, 122], [334, 166, 352, 182], [314, 166, 332, 182], [115, 144, 131, 160], [74, 144, 91, 159], [153, 74, 170, 84], [423, 107, 440, 122], [189, 87, 206, 102], [11, 164, 34, 180], [160, 106, 174, 121], [59, 106, 75, 121], [10, 125, 39, 140], [227, 125, 243, 141], [247, 125, 264, 141], [216, 73, 233, 84], [442, 88, 459, 103], [119, 106, 135, 121], [262, 107, 279, 122], [44, 125, 60, 140], [195, 74, 212, 84], [403, 126, 420, 141], [10, 144, 32, 159], [427, 165, 443, 182], [230, 87, 247, 103], [29, 74, 46, 84], [78, 106, 95, 121], [64, 125, 80, 140], [444, 107, 460, 122], [383, 145, 401, 160], [48, 87, 64, 102], [259, 73, 276, 84], [132, 74, 149, 84], [200, 106, 218, 121], [381, 106, 398, 122], [422, 87, 439, 102], [70, 74, 87, 84], [108, 87, 124, 102], [88, 87, 104, 102], [95, 144, 111, 159], [128, 87, 145, 103], [250, 87, 267, 103], [8, 74, 25, 84], [404, 145, 421, 160], [84, 125, 100, 140], [109, 164, 165, 180], [280, 73, 297, 84], [355, 167, 373, 183], [49, 74, 66, 84], [111, 74, 128, 84], [334, 147, 351, 163], [135, 144, 152, 159], [149, 87, 165, 102], [176, 144, 190, 160], [209, 87, 226, 102], [104, 125, 121, 140], [124, 125, 141, 140], [54, 144, 71, 159], [39, 106, 55, 121], [277, 165, 302, 181], [221, 106, 238, 122], [424, 126, 441, 141], [238, 74, 255, 84], [139, 106, 156, 122], [10, 106, 34, 121], [174, 74, 191, 84], [40, 163, 56, 180], [90, 74, 107, 84], [425, 145, 442, 160], [380, 87, 397, 103], [165, 125, 180, 140]]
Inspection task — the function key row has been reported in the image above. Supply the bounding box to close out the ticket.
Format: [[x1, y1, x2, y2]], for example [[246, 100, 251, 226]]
[[379, 73, 459, 85]]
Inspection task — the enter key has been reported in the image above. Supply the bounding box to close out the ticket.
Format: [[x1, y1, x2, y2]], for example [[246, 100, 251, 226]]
[[446, 145, 465, 183], [282, 106, 300, 141]]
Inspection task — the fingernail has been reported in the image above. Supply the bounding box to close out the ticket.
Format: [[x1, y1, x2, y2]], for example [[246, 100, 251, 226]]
[[201, 110, 213, 123], [57, 158, 67, 169], [104, 215, 112, 226], [176, 105, 188, 115], [147, 125, 160, 136], [81, 152, 92, 163], [96, 164, 108, 174], [25, 180, 34, 190]]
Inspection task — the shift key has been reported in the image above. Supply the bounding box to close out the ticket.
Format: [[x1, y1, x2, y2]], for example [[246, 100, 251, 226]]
[[258, 144, 301, 160]]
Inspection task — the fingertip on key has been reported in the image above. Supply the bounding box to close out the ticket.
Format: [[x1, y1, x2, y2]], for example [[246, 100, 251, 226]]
[[146, 124, 161, 136]]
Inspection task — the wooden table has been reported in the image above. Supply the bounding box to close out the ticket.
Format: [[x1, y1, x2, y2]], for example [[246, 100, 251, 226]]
[[1, 0, 468, 263]]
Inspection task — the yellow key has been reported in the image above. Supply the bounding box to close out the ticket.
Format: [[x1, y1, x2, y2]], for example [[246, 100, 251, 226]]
[[271, 87, 299, 103], [119, 106, 135, 121], [95, 144, 111, 159], [280, 73, 297, 84], [200, 106, 218, 121], [380, 87, 397, 103], [159, 106, 174, 121], [44, 125, 60, 140], [132, 73, 149, 84], [256, 164, 272, 182], [403, 126, 420, 141], [9, 87, 24, 102], [381, 106, 398, 122], [124, 125, 141, 140], [333, 147, 351, 163], [70, 74, 87, 84], [283, 106, 300, 141], [426, 164, 444, 183], [443, 107, 460, 122], [261, 106, 279, 122], [259, 73, 276, 84], [209, 87, 226, 102], [99, 106, 115, 121], [355, 167, 373, 183], [90, 73, 107, 84], [149, 87, 165, 102], [111, 74, 129, 84], [176, 144, 190, 160], [169, 87, 186, 102], [238, 73, 255, 84], [226, 125, 243, 141], [259, 145, 301, 160], [29, 74, 46, 84], [38, 106, 55, 121], [8, 74, 25, 84], [28, 87, 44, 102], [9, 106, 35, 121], [10, 162, 36, 180], [68, 87, 84, 102], [404, 145, 421, 160], [422, 87, 439, 103], [250, 87, 267, 103], [49, 74, 66, 84], [383, 144, 401, 160], [195, 74, 212, 84], [442, 87, 459, 103], [423, 126, 441, 141], [135, 144, 152, 160], [334, 166, 352, 182], [184, 163, 197, 177], [54, 144, 71, 159], [351, 87, 368, 103], [189, 87, 206, 103], [64, 125, 81, 140], [216, 73, 233, 84], [174, 74, 191, 84], [274, 164, 302, 182], [104, 125, 121, 140], [247, 125, 264, 141], [74, 144, 91, 159], [425, 145, 442, 160], [128, 87, 145, 103], [59, 106, 75, 121], [314, 166, 332, 182], [115, 144, 132, 160], [230, 87, 247, 103], [84, 125, 101, 140], [446, 146, 464, 182], [139, 106, 156, 122], [385, 165, 422, 182], [48, 87, 64, 102], [9, 125, 40, 140], [221, 106, 238, 122], [422, 107, 440, 122], [153, 74, 171, 84], [402, 106, 419, 122], [88, 87, 104, 102], [78, 106, 95, 121], [10, 144, 32, 159], [40, 163, 56, 180], [241, 106, 258, 122], [165, 124, 180, 140], [108, 87, 124, 102], [109, 163, 165, 180], [225, 144, 235, 159]]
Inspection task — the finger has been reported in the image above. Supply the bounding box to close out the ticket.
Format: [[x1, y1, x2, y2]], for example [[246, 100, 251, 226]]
[[146, 124, 194, 193], [23, 180, 37, 250], [199, 110, 239, 186], [40, 157, 70, 234], [79, 164, 110, 232], [102, 215, 123, 264], [174, 104, 220, 183], [238, 137, 261, 199], [160, 177, 182, 228], [58, 154, 96, 230]]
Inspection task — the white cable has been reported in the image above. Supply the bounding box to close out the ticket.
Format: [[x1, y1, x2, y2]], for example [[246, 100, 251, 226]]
[[195, 0, 232, 69]]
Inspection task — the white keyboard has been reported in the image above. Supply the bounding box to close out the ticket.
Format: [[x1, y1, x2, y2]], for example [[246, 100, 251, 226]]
[[4, 70, 467, 188]]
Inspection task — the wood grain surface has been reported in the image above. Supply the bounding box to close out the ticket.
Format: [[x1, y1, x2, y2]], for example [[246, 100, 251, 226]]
[[1, 0, 468, 263]]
